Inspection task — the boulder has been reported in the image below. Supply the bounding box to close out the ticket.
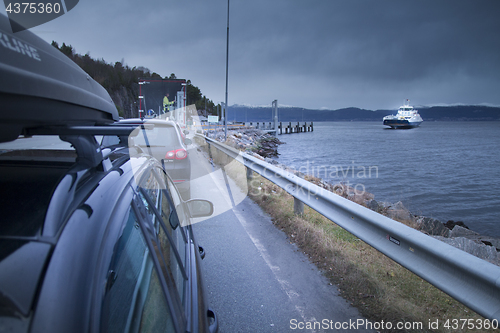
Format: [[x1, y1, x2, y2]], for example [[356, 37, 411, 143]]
[[349, 190, 375, 206], [444, 220, 469, 230], [433, 236, 500, 265], [386, 201, 412, 221], [416, 217, 451, 237], [450, 225, 479, 238], [366, 199, 380, 212]]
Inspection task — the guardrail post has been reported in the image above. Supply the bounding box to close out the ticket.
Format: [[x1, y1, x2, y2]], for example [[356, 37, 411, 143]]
[[246, 166, 253, 183], [294, 197, 304, 215]]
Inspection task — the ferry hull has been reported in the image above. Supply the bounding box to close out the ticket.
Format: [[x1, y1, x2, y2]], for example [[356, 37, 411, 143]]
[[383, 119, 422, 129]]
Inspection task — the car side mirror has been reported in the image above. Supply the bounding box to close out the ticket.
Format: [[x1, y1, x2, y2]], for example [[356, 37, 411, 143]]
[[183, 130, 189, 135], [186, 199, 214, 218], [185, 138, 192, 145], [169, 210, 180, 229]]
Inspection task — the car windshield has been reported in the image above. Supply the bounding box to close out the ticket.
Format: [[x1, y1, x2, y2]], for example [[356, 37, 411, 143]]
[[132, 125, 180, 148]]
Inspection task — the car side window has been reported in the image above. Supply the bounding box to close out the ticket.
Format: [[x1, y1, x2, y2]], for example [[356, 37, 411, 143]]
[[101, 135, 120, 147], [100, 208, 174, 333], [138, 168, 188, 304], [159, 185, 187, 303], [165, 176, 189, 230]]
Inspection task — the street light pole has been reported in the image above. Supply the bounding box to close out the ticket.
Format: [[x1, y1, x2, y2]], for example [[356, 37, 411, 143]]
[[138, 81, 149, 118], [224, 0, 229, 141]]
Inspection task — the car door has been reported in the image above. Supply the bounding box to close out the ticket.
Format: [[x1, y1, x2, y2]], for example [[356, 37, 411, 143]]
[[139, 166, 213, 333], [98, 164, 212, 333]]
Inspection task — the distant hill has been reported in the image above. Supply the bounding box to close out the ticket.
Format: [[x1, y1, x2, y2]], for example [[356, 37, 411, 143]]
[[227, 105, 500, 122]]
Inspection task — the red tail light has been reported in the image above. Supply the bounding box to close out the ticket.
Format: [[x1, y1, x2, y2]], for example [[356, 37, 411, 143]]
[[165, 149, 187, 160]]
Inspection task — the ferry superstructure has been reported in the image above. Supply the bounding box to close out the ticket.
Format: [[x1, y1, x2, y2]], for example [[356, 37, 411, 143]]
[[383, 100, 423, 129]]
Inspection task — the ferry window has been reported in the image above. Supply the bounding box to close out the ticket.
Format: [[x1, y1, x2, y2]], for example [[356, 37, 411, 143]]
[[100, 208, 174, 333]]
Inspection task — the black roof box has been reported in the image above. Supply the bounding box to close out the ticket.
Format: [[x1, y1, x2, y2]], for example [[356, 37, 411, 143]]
[[0, 14, 118, 143]]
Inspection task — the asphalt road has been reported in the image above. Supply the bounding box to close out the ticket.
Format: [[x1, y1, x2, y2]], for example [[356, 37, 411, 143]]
[[188, 141, 374, 333]]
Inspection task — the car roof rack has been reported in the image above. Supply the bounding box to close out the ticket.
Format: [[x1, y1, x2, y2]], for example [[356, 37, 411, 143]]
[[0, 14, 119, 143], [24, 125, 139, 169]]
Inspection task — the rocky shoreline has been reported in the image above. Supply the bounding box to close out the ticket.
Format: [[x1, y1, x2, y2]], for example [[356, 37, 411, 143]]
[[203, 127, 500, 266], [203, 127, 284, 158]]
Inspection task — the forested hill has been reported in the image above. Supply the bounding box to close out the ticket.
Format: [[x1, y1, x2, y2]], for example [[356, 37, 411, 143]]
[[51, 42, 215, 118], [227, 105, 500, 122]]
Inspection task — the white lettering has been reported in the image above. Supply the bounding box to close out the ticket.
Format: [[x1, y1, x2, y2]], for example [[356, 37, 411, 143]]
[[341, 165, 350, 178], [328, 165, 339, 178], [29, 46, 41, 61], [3, 34, 19, 51], [357, 165, 367, 178], [369, 165, 378, 178], [0, 33, 6, 48], [0, 32, 41, 61], [13, 39, 32, 57]]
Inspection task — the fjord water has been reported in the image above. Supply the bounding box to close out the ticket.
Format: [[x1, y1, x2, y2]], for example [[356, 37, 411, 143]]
[[276, 121, 500, 237]]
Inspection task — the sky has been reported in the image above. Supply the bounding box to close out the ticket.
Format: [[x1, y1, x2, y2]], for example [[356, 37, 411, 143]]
[[3, 0, 500, 110]]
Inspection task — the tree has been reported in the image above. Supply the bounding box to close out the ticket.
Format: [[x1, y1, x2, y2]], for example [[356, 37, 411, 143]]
[[59, 42, 74, 59], [186, 83, 202, 106]]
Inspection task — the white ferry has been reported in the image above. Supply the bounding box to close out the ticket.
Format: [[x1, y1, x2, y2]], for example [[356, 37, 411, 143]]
[[383, 100, 423, 129]]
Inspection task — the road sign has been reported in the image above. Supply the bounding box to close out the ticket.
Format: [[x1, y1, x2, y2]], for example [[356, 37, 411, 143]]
[[208, 115, 219, 123]]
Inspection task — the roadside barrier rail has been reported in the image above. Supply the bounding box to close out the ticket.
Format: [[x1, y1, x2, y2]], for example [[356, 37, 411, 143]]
[[197, 133, 500, 321]]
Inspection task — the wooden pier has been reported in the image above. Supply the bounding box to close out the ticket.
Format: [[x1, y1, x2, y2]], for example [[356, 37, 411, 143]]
[[278, 122, 313, 134], [244, 121, 314, 135]]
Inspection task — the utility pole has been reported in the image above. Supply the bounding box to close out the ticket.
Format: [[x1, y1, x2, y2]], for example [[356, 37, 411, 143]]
[[273, 99, 278, 134], [224, 0, 229, 141]]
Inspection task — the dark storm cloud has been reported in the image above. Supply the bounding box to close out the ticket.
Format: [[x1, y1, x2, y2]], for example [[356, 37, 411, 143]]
[[15, 0, 500, 109], [231, 1, 500, 81], [225, 0, 500, 108]]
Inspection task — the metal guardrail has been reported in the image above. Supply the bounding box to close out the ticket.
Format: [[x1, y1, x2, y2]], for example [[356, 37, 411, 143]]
[[197, 134, 500, 321]]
